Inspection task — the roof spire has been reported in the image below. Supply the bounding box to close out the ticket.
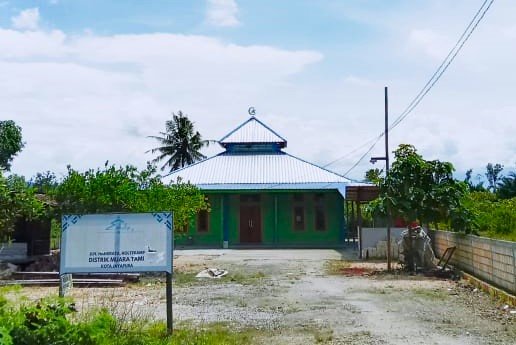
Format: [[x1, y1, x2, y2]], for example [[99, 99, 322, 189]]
[[248, 106, 256, 117]]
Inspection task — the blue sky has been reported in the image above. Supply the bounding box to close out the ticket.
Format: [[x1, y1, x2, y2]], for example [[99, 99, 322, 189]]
[[1, 0, 515, 182]]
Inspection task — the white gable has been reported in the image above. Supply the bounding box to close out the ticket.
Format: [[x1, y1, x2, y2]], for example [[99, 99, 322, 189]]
[[219, 117, 286, 146]]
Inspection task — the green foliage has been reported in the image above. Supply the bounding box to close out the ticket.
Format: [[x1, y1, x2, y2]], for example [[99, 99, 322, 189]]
[[0, 296, 251, 345], [0, 173, 46, 241], [52, 163, 208, 232], [147, 111, 213, 172], [364, 168, 383, 185], [0, 120, 24, 172], [464, 192, 516, 239], [485, 163, 503, 193], [497, 172, 516, 199], [464, 169, 486, 192], [30, 171, 59, 195], [368, 144, 472, 232]]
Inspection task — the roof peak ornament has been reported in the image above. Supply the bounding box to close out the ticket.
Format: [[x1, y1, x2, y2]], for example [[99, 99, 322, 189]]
[[248, 107, 256, 117]]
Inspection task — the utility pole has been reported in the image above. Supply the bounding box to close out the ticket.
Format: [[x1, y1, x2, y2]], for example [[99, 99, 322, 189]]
[[370, 86, 391, 271], [384, 87, 391, 271]]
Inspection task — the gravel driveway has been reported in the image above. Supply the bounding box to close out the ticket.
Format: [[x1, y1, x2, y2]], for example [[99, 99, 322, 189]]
[[14, 249, 516, 344]]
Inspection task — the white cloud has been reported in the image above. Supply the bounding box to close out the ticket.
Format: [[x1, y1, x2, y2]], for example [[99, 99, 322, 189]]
[[11, 8, 40, 31], [206, 0, 240, 27], [2, 1, 516, 181], [0, 28, 322, 177], [408, 29, 452, 60]]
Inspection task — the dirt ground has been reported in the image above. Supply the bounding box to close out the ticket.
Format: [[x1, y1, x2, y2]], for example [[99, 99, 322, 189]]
[[10, 249, 516, 345]]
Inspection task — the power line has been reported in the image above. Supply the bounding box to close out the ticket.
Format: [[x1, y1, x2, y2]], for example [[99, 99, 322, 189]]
[[342, 134, 383, 178], [338, 0, 495, 177], [390, 0, 495, 130], [323, 134, 382, 168]]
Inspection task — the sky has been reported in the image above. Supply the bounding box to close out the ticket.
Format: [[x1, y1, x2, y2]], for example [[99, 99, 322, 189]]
[[1, 0, 515, 182]]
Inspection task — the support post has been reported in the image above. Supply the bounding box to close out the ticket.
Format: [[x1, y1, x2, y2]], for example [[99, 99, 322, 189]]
[[357, 201, 362, 259], [222, 195, 229, 248], [274, 195, 278, 245], [166, 272, 173, 334]]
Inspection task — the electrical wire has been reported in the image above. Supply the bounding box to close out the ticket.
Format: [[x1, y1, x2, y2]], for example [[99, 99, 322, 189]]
[[336, 0, 495, 178], [323, 134, 382, 168]]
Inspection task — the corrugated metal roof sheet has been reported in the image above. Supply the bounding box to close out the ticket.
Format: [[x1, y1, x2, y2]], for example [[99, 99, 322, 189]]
[[163, 152, 350, 187], [219, 117, 287, 145]]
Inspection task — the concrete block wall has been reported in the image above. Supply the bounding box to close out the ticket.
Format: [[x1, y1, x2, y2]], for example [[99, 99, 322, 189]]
[[430, 230, 516, 294], [360, 228, 405, 259]]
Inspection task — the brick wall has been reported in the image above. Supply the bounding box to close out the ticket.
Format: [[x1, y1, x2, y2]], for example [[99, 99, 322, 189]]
[[430, 230, 516, 294]]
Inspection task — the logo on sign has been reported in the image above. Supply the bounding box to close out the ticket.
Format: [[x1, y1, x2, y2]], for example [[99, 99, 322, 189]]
[[105, 216, 134, 232]]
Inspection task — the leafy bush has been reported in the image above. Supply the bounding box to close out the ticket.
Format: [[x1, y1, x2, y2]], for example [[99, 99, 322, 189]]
[[52, 163, 208, 233], [465, 192, 516, 239], [0, 294, 250, 345], [0, 173, 46, 241]]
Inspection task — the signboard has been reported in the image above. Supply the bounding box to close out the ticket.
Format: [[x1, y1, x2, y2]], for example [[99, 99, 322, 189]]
[[60, 212, 173, 274]]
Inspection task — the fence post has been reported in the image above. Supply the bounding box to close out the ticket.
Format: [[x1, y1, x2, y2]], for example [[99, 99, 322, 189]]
[[490, 239, 495, 284], [471, 236, 475, 276], [513, 245, 516, 293]]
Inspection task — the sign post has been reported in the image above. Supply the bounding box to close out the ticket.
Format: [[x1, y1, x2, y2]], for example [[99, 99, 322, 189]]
[[59, 212, 174, 333]]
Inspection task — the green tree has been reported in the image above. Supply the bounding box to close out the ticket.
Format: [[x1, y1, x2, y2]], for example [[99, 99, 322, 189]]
[[0, 173, 45, 241], [485, 163, 503, 192], [464, 169, 485, 192], [147, 111, 212, 172], [53, 163, 208, 232], [0, 120, 25, 171], [497, 172, 516, 199], [30, 171, 58, 194], [368, 144, 472, 232], [364, 168, 383, 185]]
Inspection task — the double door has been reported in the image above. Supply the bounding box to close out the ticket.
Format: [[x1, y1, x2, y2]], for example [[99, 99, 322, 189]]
[[239, 196, 262, 243]]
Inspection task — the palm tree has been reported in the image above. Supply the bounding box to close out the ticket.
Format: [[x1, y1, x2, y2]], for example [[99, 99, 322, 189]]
[[497, 172, 516, 199], [147, 111, 212, 172]]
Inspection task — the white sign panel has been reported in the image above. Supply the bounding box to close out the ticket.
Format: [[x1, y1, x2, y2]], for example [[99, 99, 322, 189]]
[[60, 213, 173, 274]]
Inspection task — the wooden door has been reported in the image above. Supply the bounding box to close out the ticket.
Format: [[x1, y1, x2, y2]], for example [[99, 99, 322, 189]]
[[239, 196, 262, 243]]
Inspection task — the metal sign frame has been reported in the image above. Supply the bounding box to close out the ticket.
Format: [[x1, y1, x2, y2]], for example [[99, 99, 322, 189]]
[[59, 212, 174, 333]]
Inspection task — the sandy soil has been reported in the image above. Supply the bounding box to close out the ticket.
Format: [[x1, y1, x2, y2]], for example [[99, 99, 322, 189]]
[[8, 249, 516, 345]]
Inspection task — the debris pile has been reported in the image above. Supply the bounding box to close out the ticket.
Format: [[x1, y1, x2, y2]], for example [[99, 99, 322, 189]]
[[398, 225, 436, 272], [0, 262, 18, 279], [195, 268, 228, 279], [24, 252, 59, 272]]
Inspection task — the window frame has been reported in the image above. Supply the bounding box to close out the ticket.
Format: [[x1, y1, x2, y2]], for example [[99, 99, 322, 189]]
[[292, 194, 306, 231], [314, 193, 326, 232]]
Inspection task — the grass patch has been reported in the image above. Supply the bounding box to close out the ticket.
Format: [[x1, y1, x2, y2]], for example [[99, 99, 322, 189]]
[[478, 231, 516, 242], [312, 328, 334, 343], [172, 272, 198, 286], [324, 260, 351, 275], [412, 288, 448, 300], [172, 270, 266, 287]]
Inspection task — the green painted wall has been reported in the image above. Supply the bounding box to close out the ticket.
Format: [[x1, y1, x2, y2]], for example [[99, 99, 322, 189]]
[[175, 190, 345, 247]]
